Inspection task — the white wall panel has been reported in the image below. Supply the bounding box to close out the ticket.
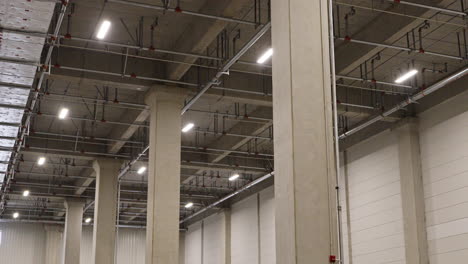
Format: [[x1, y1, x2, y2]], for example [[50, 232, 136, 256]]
[[344, 130, 406, 264], [203, 212, 225, 264], [231, 194, 259, 264], [419, 93, 468, 263], [185, 222, 202, 264], [259, 187, 275, 264], [0, 223, 46, 264], [116, 228, 145, 264], [0, 223, 147, 264], [80, 227, 93, 264]]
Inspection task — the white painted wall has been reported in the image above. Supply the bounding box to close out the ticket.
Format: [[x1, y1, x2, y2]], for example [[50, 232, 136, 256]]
[[203, 212, 226, 264], [185, 222, 202, 264], [184, 186, 275, 264], [419, 91, 468, 263], [0, 223, 46, 264], [0, 223, 146, 264], [231, 194, 259, 264], [342, 130, 407, 264]]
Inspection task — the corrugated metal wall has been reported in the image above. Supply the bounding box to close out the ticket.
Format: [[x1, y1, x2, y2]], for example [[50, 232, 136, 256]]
[[184, 186, 275, 264], [0, 223, 46, 264], [342, 130, 407, 264], [419, 91, 468, 263], [0, 223, 146, 264]]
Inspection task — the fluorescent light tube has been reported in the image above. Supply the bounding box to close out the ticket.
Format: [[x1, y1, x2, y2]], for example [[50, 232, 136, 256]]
[[37, 157, 46, 166], [182, 123, 195, 133], [58, 108, 69, 119], [257, 48, 273, 64], [395, 69, 418, 84], [96, 20, 111, 40], [229, 174, 240, 181], [137, 166, 147, 174]]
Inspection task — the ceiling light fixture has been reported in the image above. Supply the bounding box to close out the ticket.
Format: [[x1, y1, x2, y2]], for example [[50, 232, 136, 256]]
[[58, 108, 69, 119], [182, 123, 195, 133], [257, 48, 273, 64], [23, 190, 30, 197], [185, 202, 194, 208], [229, 174, 240, 181], [13, 212, 19, 219], [137, 166, 147, 174], [96, 20, 111, 40], [37, 157, 46, 166], [85, 218, 92, 223], [395, 69, 418, 84]]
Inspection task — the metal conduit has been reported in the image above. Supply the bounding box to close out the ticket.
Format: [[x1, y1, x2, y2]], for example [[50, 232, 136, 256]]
[[28, 112, 149, 128], [340, 67, 468, 139], [385, 0, 467, 17], [30, 131, 143, 144], [195, 129, 272, 140], [181, 21, 272, 114], [336, 37, 465, 61], [56, 35, 222, 61], [38, 91, 147, 109], [52, 43, 270, 77], [336, 74, 413, 89], [107, 0, 258, 26], [181, 67, 468, 225]]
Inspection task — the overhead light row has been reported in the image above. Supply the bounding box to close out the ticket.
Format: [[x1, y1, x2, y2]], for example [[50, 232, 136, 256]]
[[395, 69, 418, 84]]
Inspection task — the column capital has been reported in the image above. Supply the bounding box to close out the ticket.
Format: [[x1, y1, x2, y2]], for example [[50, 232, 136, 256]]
[[64, 199, 86, 209], [394, 117, 419, 133], [92, 158, 123, 172], [145, 85, 189, 107]]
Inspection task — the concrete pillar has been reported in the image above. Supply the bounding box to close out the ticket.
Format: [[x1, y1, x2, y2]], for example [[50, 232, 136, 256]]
[[396, 119, 429, 264], [63, 199, 85, 264], [179, 232, 185, 264], [271, 0, 339, 263], [223, 210, 231, 264], [92, 158, 121, 264], [44, 225, 63, 264], [145, 86, 187, 264]]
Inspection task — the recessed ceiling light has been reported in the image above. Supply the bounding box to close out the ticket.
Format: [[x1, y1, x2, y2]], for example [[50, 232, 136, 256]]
[[23, 190, 30, 197], [37, 157, 46, 166], [185, 202, 194, 208], [13, 212, 19, 219], [137, 166, 147, 174], [257, 48, 273, 64], [395, 69, 418, 84], [58, 108, 69, 119], [182, 123, 195, 133], [85, 217, 92, 223], [96, 20, 111, 40], [229, 174, 240, 181]]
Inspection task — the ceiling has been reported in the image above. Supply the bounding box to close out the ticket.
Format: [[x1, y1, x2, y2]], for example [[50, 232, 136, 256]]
[[0, 0, 466, 227]]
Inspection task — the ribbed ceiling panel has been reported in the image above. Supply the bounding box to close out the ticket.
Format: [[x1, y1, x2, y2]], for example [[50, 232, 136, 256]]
[[0, 0, 56, 182]]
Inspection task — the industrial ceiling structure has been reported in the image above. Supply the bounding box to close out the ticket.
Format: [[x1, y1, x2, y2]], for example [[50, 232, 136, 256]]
[[0, 0, 466, 227]]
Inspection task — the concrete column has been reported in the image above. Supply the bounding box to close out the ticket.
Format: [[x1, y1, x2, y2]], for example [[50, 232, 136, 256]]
[[179, 232, 185, 264], [63, 199, 85, 264], [396, 119, 429, 264], [44, 225, 63, 264], [223, 210, 231, 264], [271, 0, 339, 263], [145, 86, 187, 264], [92, 158, 121, 264]]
